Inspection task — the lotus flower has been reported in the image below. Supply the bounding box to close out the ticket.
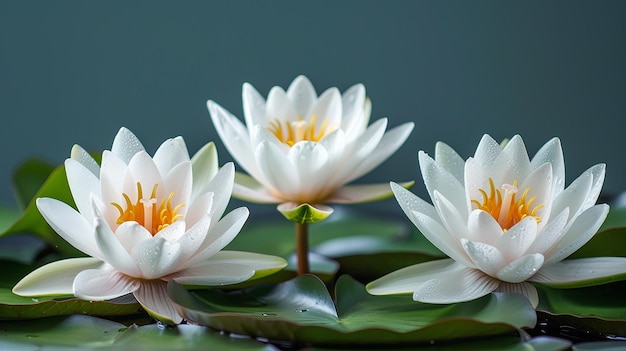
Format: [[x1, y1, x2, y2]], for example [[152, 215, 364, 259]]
[[367, 134, 626, 307], [13, 127, 287, 323], [207, 75, 414, 223]]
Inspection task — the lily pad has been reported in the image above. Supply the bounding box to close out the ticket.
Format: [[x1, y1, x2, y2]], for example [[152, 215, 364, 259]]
[[536, 281, 626, 339], [0, 315, 277, 350], [168, 274, 537, 346], [227, 213, 444, 281]]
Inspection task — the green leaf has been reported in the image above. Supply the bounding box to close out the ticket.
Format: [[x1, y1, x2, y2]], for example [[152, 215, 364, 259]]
[[569, 227, 626, 259], [168, 274, 537, 346], [1, 163, 82, 256], [537, 281, 626, 338], [12, 158, 56, 210], [277, 203, 333, 224], [0, 315, 277, 350], [226, 214, 444, 281]]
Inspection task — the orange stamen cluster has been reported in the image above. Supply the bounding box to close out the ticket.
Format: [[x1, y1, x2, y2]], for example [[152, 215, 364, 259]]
[[267, 115, 332, 146], [471, 178, 544, 231], [111, 182, 185, 236]]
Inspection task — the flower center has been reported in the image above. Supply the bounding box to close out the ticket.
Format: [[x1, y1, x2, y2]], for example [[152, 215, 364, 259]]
[[267, 115, 334, 146], [471, 178, 544, 231], [111, 182, 185, 236]]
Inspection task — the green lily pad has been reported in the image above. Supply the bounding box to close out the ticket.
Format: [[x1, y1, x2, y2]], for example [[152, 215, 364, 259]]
[[227, 213, 444, 281], [1, 162, 81, 257], [168, 274, 537, 346], [0, 315, 277, 350], [536, 280, 626, 339]]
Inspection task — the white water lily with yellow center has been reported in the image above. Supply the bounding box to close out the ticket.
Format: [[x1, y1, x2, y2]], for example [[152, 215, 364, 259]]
[[208, 75, 414, 223], [12, 128, 287, 324], [367, 135, 626, 307]]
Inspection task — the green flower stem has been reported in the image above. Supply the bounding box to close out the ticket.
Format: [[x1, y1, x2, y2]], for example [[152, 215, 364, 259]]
[[296, 222, 309, 275]]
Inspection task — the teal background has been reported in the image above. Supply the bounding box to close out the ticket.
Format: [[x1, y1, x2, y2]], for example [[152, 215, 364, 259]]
[[1, 1, 624, 208]]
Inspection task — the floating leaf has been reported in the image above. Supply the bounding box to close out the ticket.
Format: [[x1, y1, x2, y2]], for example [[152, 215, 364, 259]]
[[227, 213, 443, 281], [537, 281, 626, 339], [0, 315, 277, 350], [168, 274, 536, 346]]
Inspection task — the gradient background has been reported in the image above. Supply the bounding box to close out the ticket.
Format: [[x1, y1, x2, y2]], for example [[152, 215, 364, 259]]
[[1, 1, 624, 213]]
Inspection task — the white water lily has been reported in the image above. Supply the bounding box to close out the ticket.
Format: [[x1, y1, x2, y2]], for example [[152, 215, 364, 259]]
[[13, 127, 287, 324], [367, 134, 626, 307], [208, 75, 414, 223]]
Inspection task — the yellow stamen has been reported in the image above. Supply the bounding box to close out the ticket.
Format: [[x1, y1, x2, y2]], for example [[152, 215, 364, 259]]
[[471, 178, 544, 231], [111, 182, 185, 236], [267, 115, 333, 146]]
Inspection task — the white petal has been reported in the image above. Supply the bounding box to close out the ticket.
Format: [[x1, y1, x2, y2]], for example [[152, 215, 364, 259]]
[[412, 266, 499, 304], [518, 162, 553, 228], [319, 129, 346, 162], [496, 282, 539, 308], [64, 158, 100, 225], [531, 257, 626, 286], [349, 118, 387, 162], [185, 207, 249, 267], [74, 267, 140, 300], [256, 140, 299, 196], [232, 173, 281, 204], [408, 209, 473, 267], [550, 166, 594, 223], [207, 100, 257, 176], [434, 141, 465, 184], [525, 208, 569, 255], [190, 142, 219, 201], [171, 262, 254, 285], [12, 258, 105, 296], [367, 259, 463, 295], [127, 152, 163, 192], [175, 214, 211, 263], [530, 137, 565, 195], [242, 82, 267, 129], [111, 127, 145, 164], [473, 134, 501, 168], [287, 141, 329, 199], [286, 75, 317, 116], [494, 216, 538, 260], [70, 144, 100, 177], [544, 204, 609, 264], [185, 192, 214, 228], [308, 87, 342, 127], [131, 237, 183, 279], [326, 182, 402, 204], [152, 136, 190, 175], [433, 190, 471, 241], [339, 83, 366, 135], [95, 219, 142, 277], [489, 135, 531, 185], [36, 198, 101, 259], [266, 86, 297, 122], [496, 253, 544, 283], [133, 279, 183, 324], [462, 239, 505, 276], [99, 150, 128, 204], [161, 161, 193, 217], [391, 182, 439, 222], [467, 210, 504, 244], [154, 219, 187, 242], [419, 150, 468, 218], [203, 162, 235, 220], [114, 221, 153, 253], [348, 122, 415, 183], [208, 250, 288, 273], [581, 164, 606, 210]]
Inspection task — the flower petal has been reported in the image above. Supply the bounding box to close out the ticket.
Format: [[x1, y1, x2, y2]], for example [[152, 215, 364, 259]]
[[255, 140, 299, 196], [525, 207, 569, 255], [131, 237, 183, 279], [232, 172, 281, 203], [494, 216, 538, 260], [64, 158, 100, 225], [544, 204, 609, 264], [111, 127, 146, 164], [462, 239, 505, 276], [326, 181, 413, 204], [277, 202, 333, 224], [190, 142, 219, 201], [36, 198, 101, 259], [202, 162, 235, 220], [473, 134, 501, 168], [530, 137, 565, 195], [73, 267, 140, 300], [266, 86, 297, 122], [113, 221, 153, 254], [152, 136, 190, 175], [367, 259, 463, 295], [134, 279, 182, 324], [95, 219, 142, 277], [171, 262, 255, 286], [70, 144, 100, 178], [489, 135, 531, 184], [339, 83, 367, 136], [550, 166, 594, 224], [286, 75, 317, 116], [434, 141, 465, 184], [496, 253, 544, 283], [467, 210, 504, 244], [287, 141, 329, 199], [433, 190, 471, 241], [496, 282, 539, 308], [207, 251, 288, 280], [391, 182, 439, 223], [412, 266, 499, 304], [531, 257, 626, 287], [242, 82, 267, 129], [419, 150, 468, 219], [127, 152, 163, 193], [308, 87, 342, 127], [12, 258, 105, 296]]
